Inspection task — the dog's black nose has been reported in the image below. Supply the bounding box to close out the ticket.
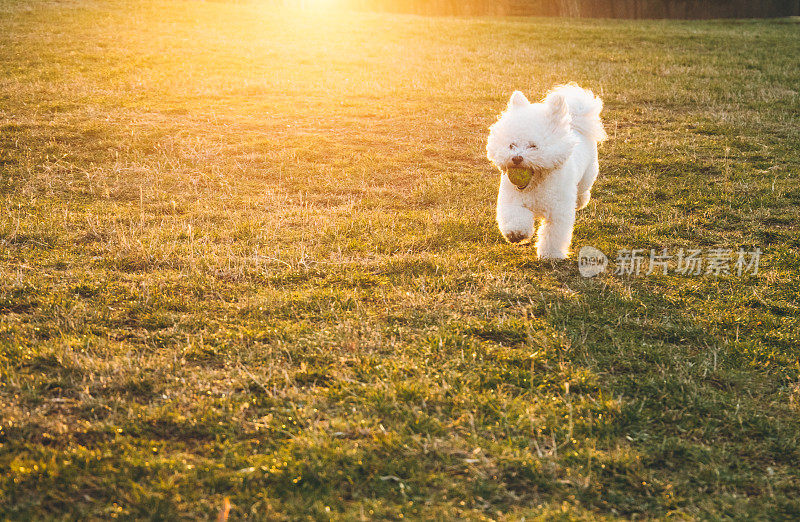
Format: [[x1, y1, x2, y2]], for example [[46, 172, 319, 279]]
[[512, 156, 523, 165]]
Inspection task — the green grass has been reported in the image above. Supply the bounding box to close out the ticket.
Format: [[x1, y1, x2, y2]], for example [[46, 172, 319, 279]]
[[1, 1, 799, 519]]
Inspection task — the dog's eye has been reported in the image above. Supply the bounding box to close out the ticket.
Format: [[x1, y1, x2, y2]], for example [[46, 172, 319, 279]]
[[508, 143, 516, 150], [528, 142, 537, 149]]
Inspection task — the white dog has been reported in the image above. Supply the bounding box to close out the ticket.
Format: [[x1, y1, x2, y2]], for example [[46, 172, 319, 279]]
[[486, 84, 607, 259]]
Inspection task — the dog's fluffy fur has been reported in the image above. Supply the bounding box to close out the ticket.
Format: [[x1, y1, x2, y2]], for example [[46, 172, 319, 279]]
[[486, 84, 607, 259]]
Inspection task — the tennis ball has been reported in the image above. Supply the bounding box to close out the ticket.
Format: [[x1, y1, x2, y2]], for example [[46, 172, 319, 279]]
[[506, 167, 532, 189]]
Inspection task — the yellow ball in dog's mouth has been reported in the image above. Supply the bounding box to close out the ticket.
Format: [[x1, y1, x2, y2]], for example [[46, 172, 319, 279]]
[[505, 167, 533, 190]]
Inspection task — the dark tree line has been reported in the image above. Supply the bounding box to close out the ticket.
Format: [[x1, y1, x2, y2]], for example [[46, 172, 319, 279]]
[[342, 0, 800, 18]]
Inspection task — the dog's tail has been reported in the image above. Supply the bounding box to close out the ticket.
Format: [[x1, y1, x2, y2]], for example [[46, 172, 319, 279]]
[[545, 84, 607, 143]]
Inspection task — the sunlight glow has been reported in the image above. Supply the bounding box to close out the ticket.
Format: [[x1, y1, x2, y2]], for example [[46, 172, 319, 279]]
[[288, 0, 340, 10]]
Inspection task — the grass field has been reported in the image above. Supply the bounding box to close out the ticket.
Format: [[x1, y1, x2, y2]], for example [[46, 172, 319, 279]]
[[1, 1, 799, 519]]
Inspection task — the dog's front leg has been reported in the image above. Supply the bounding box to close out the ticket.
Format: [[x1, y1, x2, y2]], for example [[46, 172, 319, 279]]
[[496, 188, 535, 244], [535, 209, 575, 259]]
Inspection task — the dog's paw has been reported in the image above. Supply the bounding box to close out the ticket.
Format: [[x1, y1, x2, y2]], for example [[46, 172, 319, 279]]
[[537, 250, 568, 260], [503, 231, 531, 244]]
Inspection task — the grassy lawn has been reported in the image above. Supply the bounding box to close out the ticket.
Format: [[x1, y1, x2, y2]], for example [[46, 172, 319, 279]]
[[1, 1, 799, 519]]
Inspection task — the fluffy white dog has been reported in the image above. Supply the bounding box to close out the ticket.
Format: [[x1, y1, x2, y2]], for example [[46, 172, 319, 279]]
[[486, 84, 607, 259]]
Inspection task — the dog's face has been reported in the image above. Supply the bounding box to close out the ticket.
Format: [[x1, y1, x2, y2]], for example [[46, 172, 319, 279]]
[[486, 91, 577, 185]]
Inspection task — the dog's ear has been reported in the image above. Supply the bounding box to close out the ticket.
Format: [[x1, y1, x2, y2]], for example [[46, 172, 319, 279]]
[[507, 91, 530, 110], [547, 94, 570, 128]]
